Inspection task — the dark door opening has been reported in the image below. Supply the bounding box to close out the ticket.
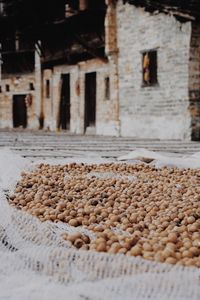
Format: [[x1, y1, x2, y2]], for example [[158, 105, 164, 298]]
[[84, 72, 96, 131], [59, 74, 70, 130], [13, 95, 27, 128]]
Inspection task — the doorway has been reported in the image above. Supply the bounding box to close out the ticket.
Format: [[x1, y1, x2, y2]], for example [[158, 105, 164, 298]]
[[59, 74, 70, 130], [84, 72, 96, 132], [13, 95, 27, 128]]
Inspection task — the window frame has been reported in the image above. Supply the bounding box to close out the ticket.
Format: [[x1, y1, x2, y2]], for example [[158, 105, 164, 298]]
[[29, 82, 35, 91], [141, 49, 158, 88], [104, 76, 110, 101], [46, 79, 50, 98], [5, 84, 10, 92]]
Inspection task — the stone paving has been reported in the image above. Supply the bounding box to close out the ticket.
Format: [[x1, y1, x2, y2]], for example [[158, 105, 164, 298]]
[[0, 130, 200, 160]]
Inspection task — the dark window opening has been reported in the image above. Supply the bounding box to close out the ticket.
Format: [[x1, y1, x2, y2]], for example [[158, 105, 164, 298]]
[[142, 50, 158, 86], [6, 84, 10, 92], [46, 79, 50, 98], [0, 86, 2, 93], [29, 82, 34, 91], [105, 76, 110, 100]]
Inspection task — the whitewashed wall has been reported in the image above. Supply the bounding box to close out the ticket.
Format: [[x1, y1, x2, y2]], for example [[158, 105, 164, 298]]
[[0, 74, 37, 129], [51, 58, 119, 136], [117, 0, 192, 140]]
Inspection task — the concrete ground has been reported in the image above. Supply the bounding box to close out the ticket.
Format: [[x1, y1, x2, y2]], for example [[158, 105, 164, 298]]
[[0, 130, 200, 160]]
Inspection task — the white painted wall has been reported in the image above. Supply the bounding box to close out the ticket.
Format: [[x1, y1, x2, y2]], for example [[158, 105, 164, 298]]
[[117, 0, 192, 140], [52, 59, 119, 136], [0, 74, 37, 129]]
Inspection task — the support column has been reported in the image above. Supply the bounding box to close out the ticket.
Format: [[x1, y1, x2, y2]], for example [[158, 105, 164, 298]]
[[105, 0, 120, 136], [35, 41, 43, 129]]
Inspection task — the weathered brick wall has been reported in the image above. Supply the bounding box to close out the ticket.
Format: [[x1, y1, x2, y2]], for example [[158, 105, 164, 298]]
[[50, 58, 119, 136], [0, 74, 37, 128], [117, 0, 192, 140], [189, 23, 200, 140]]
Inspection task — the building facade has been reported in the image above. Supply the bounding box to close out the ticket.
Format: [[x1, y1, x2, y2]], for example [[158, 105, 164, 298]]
[[0, 0, 200, 140]]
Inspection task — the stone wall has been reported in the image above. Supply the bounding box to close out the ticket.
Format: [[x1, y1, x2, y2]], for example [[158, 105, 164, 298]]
[[0, 73, 37, 128], [189, 23, 200, 140], [117, 0, 192, 140]]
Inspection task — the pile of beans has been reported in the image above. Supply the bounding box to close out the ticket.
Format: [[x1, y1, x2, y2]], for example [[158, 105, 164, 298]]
[[9, 163, 200, 267]]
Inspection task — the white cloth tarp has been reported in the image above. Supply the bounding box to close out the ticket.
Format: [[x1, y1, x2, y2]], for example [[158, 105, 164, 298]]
[[117, 148, 200, 168], [0, 148, 199, 300]]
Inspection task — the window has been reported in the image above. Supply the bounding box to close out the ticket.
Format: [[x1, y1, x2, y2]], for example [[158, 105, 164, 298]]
[[46, 79, 50, 98], [142, 50, 158, 86], [29, 82, 34, 91], [0, 86, 2, 93], [6, 84, 10, 92], [105, 77, 110, 100]]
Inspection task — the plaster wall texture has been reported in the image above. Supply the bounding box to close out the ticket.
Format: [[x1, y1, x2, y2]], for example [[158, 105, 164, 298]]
[[0, 74, 37, 129], [117, 0, 192, 140]]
